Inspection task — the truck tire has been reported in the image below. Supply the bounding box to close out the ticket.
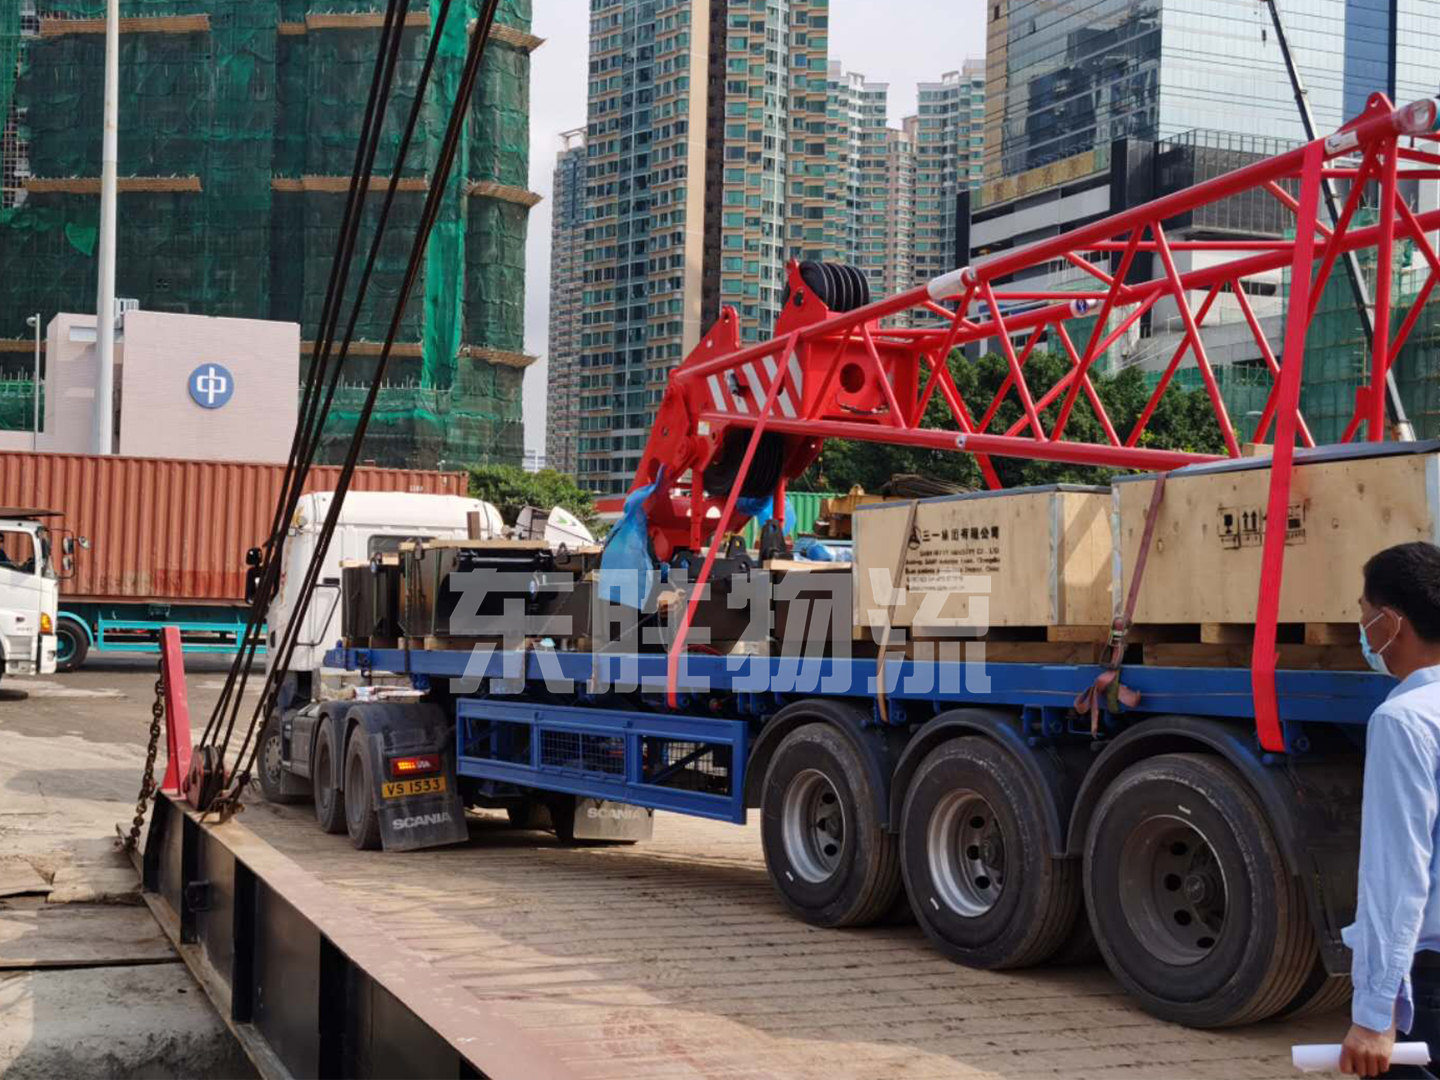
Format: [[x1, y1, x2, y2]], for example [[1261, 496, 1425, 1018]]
[[900, 737, 1081, 969], [1084, 753, 1312, 1027], [257, 712, 304, 806], [56, 618, 88, 673], [312, 722, 347, 834], [1274, 954, 1352, 1020], [343, 729, 382, 851], [760, 722, 901, 928]]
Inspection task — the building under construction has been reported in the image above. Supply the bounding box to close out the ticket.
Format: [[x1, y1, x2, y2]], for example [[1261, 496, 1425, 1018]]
[[0, 0, 537, 469]]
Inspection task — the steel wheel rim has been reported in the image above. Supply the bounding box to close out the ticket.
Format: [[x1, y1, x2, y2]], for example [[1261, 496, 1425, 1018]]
[[781, 768, 845, 883], [56, 632, 74, 664], [927, 789, 1005, 918], [1118, 814, 1229, 967], [263, 728, 284, 788]]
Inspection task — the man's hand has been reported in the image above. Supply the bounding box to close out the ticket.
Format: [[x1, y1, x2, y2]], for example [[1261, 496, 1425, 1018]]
[[1340, 1022, 1397, 1077]]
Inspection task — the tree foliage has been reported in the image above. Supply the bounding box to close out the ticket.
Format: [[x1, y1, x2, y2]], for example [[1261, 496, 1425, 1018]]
[[792, 351, 1232, 492], [468, 465, 600, 528]]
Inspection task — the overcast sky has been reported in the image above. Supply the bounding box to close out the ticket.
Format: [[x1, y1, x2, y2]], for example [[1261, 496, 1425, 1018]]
[[520, 0, 987, 453]]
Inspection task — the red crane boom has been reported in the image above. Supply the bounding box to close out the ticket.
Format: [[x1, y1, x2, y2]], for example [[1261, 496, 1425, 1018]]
[[625, 94, 1440, 744]]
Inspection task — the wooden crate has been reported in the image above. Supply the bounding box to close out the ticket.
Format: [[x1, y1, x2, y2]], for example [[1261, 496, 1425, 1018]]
[[853, 484, 1113, 633], [1114, 445, 1440, 625]]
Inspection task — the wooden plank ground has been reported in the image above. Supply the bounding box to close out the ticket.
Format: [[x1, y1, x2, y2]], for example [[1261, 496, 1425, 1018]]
[[240, 801, 1346, 1080], [0, 903, 177, 969]]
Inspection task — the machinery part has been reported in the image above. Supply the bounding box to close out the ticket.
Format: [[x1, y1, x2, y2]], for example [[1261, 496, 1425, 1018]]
[[795, 260, 871, 313], [343, 727, 382, 851], [1274, 954, 1353, 1020], [900, 737, 1081, 969], [312, 719, 347, 834], [1084, 753, 1312, 1027], [255, 711, 305, 805], [185, 745, 226, 812], [759, 722, 901, 928], [757, 518, 789, 562], [702, 429, 787, 501], [55, 616, 89, 673]]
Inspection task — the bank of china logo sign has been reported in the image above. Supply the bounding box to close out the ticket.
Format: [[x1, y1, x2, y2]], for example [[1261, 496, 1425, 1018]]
[[188, 363, 235, 409]]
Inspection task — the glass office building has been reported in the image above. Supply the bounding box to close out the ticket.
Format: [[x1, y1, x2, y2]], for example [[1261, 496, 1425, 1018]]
[[986, 0, 1440, 183]]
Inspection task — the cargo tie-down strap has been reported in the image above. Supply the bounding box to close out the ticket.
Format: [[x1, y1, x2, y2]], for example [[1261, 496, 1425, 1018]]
[[875, 499, 921, 725], [1074, 472, 1169, 736]]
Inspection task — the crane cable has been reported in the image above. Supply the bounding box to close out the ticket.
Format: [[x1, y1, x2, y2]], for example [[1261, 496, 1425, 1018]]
[[198, 0, 414, 753], [207, 0, 504, 815]]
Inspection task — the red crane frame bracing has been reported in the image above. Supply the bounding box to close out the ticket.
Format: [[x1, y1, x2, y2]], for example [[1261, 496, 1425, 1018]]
[[628, 94, 1440, 747]]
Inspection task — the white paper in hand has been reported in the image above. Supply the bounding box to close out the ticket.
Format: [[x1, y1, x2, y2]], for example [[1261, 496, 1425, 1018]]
[[1292, 1041, 1430, 1073]]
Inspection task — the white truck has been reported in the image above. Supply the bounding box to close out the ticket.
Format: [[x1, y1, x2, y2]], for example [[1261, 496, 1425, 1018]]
[[256, 491, 503, 797], [0, 508, 68, 679]]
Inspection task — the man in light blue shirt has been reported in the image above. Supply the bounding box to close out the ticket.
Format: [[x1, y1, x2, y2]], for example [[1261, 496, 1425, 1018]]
[[1341, 542, 1440, 1078]]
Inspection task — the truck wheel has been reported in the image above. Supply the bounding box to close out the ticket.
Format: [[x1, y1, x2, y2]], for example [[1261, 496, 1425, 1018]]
[[342, 729, 382, 851], [1274, 954, 1352, 1019], [900, 737, 1080, 969], [1084, 753, 1312, 1027], [760, 722, 901, 928], [256, 712, 303, 805], [56, 618, 88, 673], [312, 722, 347, 834]]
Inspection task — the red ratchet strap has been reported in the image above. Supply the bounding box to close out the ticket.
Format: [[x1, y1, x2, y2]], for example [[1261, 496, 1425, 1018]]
[[1075, 472, 1168, 735]]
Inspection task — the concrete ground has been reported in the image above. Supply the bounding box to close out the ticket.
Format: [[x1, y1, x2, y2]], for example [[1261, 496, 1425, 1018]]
[[0, 655, 1361, 1080], [0, 655, 255, 1080]]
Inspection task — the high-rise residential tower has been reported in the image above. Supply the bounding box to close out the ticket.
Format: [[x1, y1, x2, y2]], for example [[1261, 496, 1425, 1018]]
[[911, 60, 985, 292], [575, 0, 828, 495], [546, 129, 587, 479], [825, 62, 892, 299]]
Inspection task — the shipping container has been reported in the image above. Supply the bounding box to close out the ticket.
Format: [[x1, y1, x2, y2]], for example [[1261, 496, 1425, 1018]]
[[0, 451, 466, 603]]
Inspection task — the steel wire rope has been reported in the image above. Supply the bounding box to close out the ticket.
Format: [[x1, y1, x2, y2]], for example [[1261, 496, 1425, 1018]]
[[212, 0, 453, 761], [207, 0, 430, 760], [212, 0, 503, 810], [199, 0, 410, 748]]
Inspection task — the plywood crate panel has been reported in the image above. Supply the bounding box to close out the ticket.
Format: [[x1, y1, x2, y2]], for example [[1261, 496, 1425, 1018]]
[[1114, 444, 1440, 625], [853, 485, 1113, 632]]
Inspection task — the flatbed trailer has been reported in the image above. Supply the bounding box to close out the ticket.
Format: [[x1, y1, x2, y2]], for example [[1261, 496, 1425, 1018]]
[[140, 783, 1346, 1080], [239, 642, 1385, 1033]]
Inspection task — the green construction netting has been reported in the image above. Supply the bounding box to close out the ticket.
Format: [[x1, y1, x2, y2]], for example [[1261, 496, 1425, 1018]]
[[421, 0, 468, 390], [0, 380, 43, 432], [0, 0, 531, 465], [464, 196, 526, 352], [314, 360, 522, 468]]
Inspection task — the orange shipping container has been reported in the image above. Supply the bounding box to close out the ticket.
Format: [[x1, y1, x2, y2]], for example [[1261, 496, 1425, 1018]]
[[0, 451, 468, 603]]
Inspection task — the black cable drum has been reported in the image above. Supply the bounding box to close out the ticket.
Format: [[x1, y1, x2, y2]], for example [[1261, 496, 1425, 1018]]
[[702, 429, 788, 501], [786, 261, 872, 313]]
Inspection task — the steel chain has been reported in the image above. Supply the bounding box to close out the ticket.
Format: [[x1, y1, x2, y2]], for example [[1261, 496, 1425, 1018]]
[[124, 659, 165, 850]]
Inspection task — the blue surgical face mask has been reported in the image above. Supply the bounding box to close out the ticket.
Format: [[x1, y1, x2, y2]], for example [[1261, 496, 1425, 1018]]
[[1360, 609, 1398, 676]]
